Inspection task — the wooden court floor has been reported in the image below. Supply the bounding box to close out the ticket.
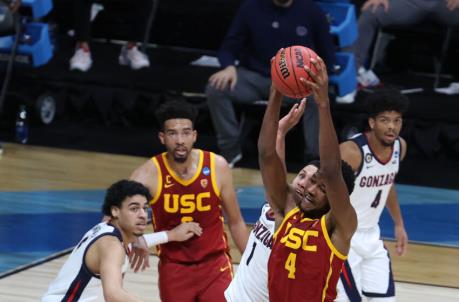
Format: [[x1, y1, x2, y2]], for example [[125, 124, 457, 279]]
[[0, 143, 458, 301]]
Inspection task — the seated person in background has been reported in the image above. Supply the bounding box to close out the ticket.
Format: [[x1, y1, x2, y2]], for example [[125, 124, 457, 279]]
[[205, 0, 336, 167], [70, 0, 152, 72], [355, 0, 459, 87], [7, 0, 21, 13]]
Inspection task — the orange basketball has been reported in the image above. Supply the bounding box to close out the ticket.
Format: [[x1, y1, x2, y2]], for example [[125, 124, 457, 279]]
[[271, 45, 319, 99]]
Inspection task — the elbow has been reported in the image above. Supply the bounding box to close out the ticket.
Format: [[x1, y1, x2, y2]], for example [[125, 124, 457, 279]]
[[103, 288, 126, 302], [104, 293, 119, 302], [257, 143, 276, 160]]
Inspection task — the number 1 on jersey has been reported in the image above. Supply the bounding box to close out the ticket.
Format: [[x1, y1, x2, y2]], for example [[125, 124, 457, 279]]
[[285, 252, 297, 279], [246, 242, 257, 265]]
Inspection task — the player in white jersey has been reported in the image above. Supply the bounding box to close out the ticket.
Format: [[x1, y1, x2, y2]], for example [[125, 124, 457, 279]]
[[225, 203, 275, 301], [42, 180, 202, 302], [336, 88, 410, 302], [224, 99, 318, 302]]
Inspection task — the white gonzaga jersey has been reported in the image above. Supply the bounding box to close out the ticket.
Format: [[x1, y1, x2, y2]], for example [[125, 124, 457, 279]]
[[350, 133, 401, 229], [225, 203, 275, 302], [42, 222, 128, 302]]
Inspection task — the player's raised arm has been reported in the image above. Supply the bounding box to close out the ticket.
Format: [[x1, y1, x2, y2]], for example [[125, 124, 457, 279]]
[[276, 99, 307, 175], [301, 57, 357, 252], [258, 86, 291, 217]]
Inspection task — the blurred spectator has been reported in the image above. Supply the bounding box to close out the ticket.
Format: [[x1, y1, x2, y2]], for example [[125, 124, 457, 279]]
[[205, 0, 336, 167], [8, 0, 21, 13], [70, 0, 152, 72], [355, 0, 459, 87]]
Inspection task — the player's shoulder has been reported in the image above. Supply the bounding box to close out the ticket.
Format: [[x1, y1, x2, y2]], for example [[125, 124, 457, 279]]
[[132, 158, 158, 177], [211, 151, 231, 170], [398, 136, 407, 160]]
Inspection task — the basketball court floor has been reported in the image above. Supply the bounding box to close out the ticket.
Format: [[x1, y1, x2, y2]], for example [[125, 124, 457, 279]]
[[0, 143, 458, 301]]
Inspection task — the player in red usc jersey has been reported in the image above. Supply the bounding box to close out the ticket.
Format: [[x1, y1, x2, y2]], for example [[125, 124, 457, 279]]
[[258, 57, 357, 302], [129, 100, 249, 302]]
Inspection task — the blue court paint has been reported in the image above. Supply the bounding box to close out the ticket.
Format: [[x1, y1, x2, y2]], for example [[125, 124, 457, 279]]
[[0, 184, 458, 275], [0, 190, 104, 274], [236, 185, 459, 247], [0, 190, 105, 214]]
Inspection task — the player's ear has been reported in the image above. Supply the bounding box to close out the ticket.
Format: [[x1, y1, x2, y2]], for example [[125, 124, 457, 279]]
[[192, 130, 197, 143], [368, 117, 375, 130], [158, 131, 165, 144], [111, 206, 120, 219]]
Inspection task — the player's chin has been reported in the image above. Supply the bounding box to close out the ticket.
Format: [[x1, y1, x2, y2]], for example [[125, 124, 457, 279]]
[[299, 200, 315, 212], [173, 153, 188, 163], [135, 223, 146, 233], [383, 134, 397, 145], [133, 231, 144, 237]]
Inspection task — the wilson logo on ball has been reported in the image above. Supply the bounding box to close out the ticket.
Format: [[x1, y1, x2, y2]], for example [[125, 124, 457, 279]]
[[271, 45, 319, 99], [279, 49, 290, 79]]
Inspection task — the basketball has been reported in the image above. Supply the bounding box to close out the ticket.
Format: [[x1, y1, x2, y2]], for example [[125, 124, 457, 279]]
[[271, 45, 319, 99]]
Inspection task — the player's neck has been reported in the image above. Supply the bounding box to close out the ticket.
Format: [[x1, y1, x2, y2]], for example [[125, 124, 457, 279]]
[[166, 149, 199, 179], [110, 220, 136, 245]]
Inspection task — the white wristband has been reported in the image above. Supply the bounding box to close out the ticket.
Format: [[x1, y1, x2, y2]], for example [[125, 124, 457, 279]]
[[143, 231, 168, 247]]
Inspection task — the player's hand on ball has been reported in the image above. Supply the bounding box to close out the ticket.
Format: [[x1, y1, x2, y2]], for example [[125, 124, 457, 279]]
[[300, 57, 329, 108]]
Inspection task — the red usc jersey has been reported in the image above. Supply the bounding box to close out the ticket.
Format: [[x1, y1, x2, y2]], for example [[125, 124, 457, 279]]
[[268, 207, 346, 302], [150, 150, 230, 263]]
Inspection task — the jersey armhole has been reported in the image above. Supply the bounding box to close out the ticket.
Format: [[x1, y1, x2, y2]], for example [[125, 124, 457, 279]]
[[273, 207, 299, 239], [83, 232, 123, 279], [210, 152, 221, 198], [320, 216, 347, 260], [150, 157, 162, 205]]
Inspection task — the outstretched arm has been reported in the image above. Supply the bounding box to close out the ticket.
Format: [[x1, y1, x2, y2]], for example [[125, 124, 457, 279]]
[[258, 86, 291, 218], [301, 57, 357, 253], [276, 99, 307, 174]]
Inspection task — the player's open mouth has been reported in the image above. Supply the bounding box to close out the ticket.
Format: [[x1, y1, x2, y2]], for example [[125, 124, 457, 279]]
[[175, 148, 187, 156], [385, 132, 396, 139], [303, 193, 314, 205]]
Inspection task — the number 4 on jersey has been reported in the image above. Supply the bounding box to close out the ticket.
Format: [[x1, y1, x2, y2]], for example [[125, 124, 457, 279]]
[[371, 189, 382, 208], [285, 252, 297, 279]]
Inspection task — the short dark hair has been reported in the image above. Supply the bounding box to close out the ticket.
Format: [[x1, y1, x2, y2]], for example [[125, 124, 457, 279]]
[[310, 160, 355, 195], [102, 180, 152, 217], [155, 100, 198, 131], [364, 88, 410, 118]]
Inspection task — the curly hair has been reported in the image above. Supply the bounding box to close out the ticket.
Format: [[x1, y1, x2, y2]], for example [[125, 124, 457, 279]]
[[102, 180, 152, 217], [364, 88, 410, 118]]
